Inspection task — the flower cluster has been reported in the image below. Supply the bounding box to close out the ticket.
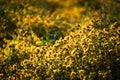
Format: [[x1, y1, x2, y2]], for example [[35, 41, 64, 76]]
[[0, 0, 120, 80]]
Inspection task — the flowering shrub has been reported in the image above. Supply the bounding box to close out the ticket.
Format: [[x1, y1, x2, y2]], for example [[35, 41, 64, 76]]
[[0, 0, 120, 80]]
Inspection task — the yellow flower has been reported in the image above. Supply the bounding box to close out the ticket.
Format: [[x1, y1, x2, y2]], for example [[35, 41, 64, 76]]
[[23, 9, 27, 14], [27, 6, 33, 10], [20, 59, 29, 67], [83, 48, 89, 54], [71, 48, 77, 55], [79, 70, 85, 74], [117, 27, 120, 34], [0, 74, 3, 77], [12, 64, 17, 70], [17, 21, 21, 26], [49, 21, 55, 26], [82, 56, 87, 61], [103, 28, 109, 34], [0, 54, 4, 61], [26, 14, 31, 18], [117, 41, 120, 45], [70, 71, 76, 77], [53, 69, 60, 73], [34, 47, 41, 53], [109, 36, 116, 42], [110, 22, 117, 30], [79, 70, 86, 79]]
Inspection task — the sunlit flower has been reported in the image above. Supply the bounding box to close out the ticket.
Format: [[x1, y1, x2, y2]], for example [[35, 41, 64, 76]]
[[79, 70, 85, 74], [117, 27, 120, 34], [53, 69, 60, 73], [12, 64, 17, 70], [109, 36, 116, 42], [79, 70, 86, 79], [82, 56, 87, 61], [1, 1, 120, 79], [23, 9, 27, 15], [70, 70, 76, 77]]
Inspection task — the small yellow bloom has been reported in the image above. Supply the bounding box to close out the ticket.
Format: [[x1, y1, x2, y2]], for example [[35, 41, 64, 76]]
[[79, 70, 85, 74], [109, 36, 116, 42], [110, 22, 117, 30], [17, 21, 21, 25], [53, 69, 60, 73], [117, 27, 120, 34], [79, 70, 86, 79], [0, 74, 3, 77], [35, 47, 41, 53], [103, 28, 109, 34], [70, 71, 76, 76], [23, 9, 27, 14], [12, 64, 17, 70], [82, 56, 87, 61]]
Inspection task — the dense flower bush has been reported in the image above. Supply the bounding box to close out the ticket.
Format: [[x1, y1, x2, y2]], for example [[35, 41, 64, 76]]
[[0, 0, 120, 80]]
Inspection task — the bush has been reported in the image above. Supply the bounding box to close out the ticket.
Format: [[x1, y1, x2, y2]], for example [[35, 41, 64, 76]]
[[0, 0, 120, 80]]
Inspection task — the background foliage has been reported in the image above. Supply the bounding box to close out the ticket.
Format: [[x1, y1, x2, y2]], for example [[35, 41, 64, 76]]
[[0, 0, 120, 79]]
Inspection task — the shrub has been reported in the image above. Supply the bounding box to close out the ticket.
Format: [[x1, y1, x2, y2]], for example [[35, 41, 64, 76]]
[[0, 0, 120, 80]]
